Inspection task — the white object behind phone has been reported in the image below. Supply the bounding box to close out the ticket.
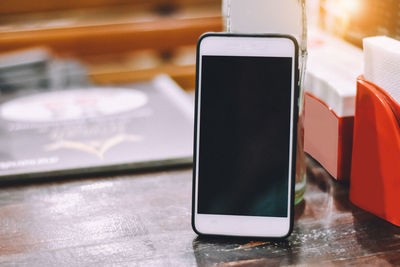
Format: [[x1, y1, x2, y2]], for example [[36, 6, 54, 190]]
[[228, 0, 302, 35]]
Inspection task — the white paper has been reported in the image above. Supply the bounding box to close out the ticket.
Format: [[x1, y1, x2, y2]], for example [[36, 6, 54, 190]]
[[305, 29, 363, 117], [364, 36, 400, 105]]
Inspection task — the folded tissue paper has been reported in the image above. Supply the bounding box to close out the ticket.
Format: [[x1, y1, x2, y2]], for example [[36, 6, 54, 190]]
[[364, 36, 400, 106]]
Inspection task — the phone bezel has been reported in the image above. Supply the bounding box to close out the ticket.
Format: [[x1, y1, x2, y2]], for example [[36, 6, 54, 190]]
[[192, 33, 299, 239]]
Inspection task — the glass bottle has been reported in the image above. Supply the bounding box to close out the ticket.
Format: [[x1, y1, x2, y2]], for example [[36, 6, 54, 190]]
[[222, 0, 308, 204]]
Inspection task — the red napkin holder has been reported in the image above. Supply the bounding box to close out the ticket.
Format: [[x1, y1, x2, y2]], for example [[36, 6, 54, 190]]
[[350, 76, 400, 227]]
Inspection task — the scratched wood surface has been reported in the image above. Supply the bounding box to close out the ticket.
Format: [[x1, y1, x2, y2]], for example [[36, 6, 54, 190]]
[[0, 157, 399, 266]]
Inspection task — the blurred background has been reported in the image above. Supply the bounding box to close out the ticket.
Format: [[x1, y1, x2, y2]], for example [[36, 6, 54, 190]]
[[319, 0, 400, 45], [0, 0, 399, 92], [0, 0, 223, 92]]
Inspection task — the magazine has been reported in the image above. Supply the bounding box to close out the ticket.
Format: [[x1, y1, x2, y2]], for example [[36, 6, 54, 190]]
[[0, 75, 194, 181]]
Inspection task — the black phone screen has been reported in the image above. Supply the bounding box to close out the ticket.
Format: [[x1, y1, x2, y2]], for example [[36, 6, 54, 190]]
[[197, 55, 294, 217]]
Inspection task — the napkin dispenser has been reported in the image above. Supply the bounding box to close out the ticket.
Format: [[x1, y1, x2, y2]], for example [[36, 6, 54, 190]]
[[350, 76, 400, 227], [304, 30, 362, 181]]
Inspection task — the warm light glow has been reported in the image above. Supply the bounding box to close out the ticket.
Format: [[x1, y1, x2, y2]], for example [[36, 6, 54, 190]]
[[323, 0, 363, 38], [325, 0, 362, 17], [341, 0, 360, 14]]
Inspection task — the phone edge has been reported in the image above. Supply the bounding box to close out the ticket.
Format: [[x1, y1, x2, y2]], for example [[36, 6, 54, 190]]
[[191, 32, 300, 240]]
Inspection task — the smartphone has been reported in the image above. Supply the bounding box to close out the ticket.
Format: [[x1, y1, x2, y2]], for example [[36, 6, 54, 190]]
[[192, 33, 299, 238]]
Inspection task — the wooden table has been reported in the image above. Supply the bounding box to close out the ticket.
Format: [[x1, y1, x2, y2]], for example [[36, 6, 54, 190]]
[[0, 157, 399, 266]]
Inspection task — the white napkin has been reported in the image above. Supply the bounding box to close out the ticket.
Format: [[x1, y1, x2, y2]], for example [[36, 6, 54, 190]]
[[305, 30, 363, 117], [364, 36, 400, 104]]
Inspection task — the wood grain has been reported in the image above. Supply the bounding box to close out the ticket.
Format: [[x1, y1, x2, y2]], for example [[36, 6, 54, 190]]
[[0, 157, 399, 266], [0, 0, 219, 15], [0, 16, 222, 58], [89, 63, 196, 88]]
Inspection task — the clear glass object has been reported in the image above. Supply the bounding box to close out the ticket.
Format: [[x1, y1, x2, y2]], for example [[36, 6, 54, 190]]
[[223, 0, 308, 205]]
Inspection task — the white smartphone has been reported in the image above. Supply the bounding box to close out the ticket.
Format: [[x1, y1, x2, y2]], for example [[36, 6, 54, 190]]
[[192, 33, 299, 239]]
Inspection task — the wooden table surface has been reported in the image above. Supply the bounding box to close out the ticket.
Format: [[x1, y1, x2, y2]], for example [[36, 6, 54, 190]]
[[0, 157, 399, 266]]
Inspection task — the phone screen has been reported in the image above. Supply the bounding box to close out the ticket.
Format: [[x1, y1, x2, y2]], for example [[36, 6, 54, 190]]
[[198, 55, 293, 218]]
